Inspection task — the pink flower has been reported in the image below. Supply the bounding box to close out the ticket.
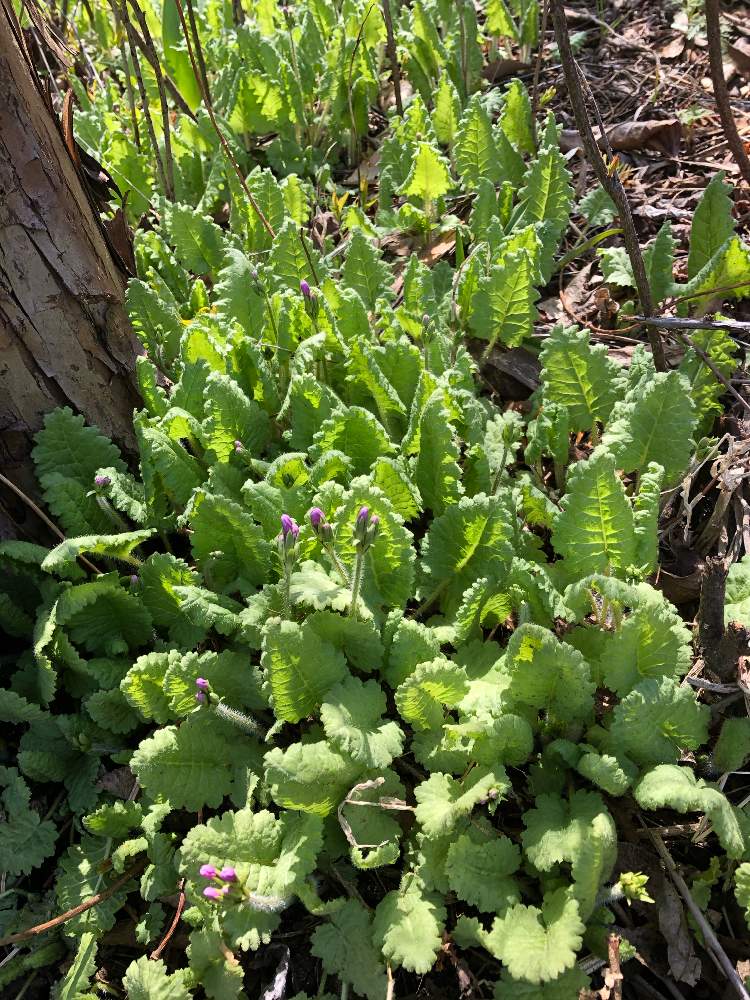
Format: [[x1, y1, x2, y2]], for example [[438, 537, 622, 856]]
[[199, 864, 217, 879], [300, 279, 311, 299], [219, 866, 237, 882], [203, 886, 222, 900], [196, 678, 209, 691], [280, 514, 295, 536]]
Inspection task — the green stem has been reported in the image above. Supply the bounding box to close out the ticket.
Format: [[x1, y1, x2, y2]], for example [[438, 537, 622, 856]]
[[262, 288, 280, 344], [412, 579, 446, 619], [349, 551, 364, 619], [282, 566, 292, 620], [490, 445, 510, 494], [553, 461, 566, 491], [553, 228, 623, 274], [326, 546, 351, 587]]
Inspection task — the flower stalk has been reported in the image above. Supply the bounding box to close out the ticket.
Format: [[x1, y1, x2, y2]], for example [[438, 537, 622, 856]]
[[277, 513, 299, 619], [349, 506, 379, 620], [309, 507, 350, 586]]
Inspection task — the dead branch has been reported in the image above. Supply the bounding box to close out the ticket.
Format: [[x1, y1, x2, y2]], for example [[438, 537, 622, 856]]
[[634, 315, 750, 334], [705, 0, 750, 185], [549, 0, 667, 371], [0, 862, 144, 947], [646, 827, 750, 1000], [150, 879, 185, 960], [381, 0, 403, 117]]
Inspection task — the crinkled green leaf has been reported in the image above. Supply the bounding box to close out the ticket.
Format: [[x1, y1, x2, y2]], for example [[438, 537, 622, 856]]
[[261, 617, 347, 723], [445, 833, 520, 913], [311, 900, 387, 1000], [321, 676, 404, 767], [610, 678, 710, 767], [635, 764, 744, 858], [455, 888, 584, 985], [414, 767, 510, 837], [373, 877, 446, 974]]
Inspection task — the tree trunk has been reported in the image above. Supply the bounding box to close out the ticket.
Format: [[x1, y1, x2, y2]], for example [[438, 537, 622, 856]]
[[0, 15, 140, 539]]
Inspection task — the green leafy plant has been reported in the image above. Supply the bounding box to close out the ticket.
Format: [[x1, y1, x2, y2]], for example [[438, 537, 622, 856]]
[[4, 0, 750, 996]]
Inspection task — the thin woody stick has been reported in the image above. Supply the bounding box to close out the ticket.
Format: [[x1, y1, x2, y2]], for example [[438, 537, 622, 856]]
[[125, 0, 174, 199], [705, 0, 750, 185], [170, 0, 275, 238], [646, 827, 750, 1000], [381, 0, 403, 117], [549, 0, 667, 371], [115, 0, 169, 198], [0, 862, 144, 947]]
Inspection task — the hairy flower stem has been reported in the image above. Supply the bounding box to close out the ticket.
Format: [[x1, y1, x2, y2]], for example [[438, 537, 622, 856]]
[[349, 551, 364, 619], [326, 546, 351, 587], [282, 566, 292, 620]]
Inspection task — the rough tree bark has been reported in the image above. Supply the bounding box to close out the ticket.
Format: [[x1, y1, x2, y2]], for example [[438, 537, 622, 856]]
[[0, 10, 140, 539]]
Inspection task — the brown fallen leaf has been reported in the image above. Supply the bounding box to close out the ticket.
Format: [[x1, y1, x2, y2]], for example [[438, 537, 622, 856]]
[[729, 38, 750, 77], [344, 149, 380, 186], [660, 35, 686, 59], [472, 343, 540, 400], [560, 119, 682, 157], [103, 204, 137, 276], [482, 58, 530, 83], [420, 231, 456, 265], [660, 879, 702, 986], [656, 567, 703, 604]]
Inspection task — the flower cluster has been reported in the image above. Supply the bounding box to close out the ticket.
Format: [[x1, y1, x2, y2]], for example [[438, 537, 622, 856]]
[[199, 863, 238, 901], [194, 676, 210, 705], [277, 513, 300, 570], [354, 506, 380, 553], [300, 279, 319, 321], [308, 506, 333, 546]]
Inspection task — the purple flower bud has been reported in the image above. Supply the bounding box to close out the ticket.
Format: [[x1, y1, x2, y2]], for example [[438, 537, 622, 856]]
[[219, 866, 237, 882], [195, 691, 206, 704], [221, 884, 231, 895], [281, 513, 294, 536], [94, 474, 111, 488], [357, 506, 369, 525], [196, 677, 210, 691], [370, 515, 380, 528], [300, 279, 311, 299], [234, 439, 244, 453], [199, 864, 217, 879], [309, 507, 325, 531], [251, 267, 259, 282], [422, 313, 430, 327], [203, 886, 222, 900], [130, 574, 139, 586]]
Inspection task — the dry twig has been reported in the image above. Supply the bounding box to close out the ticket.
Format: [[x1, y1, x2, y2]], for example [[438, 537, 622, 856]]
[[646, 827, 750, 1000], [171, 0, 275, 238], [549, 0, 667, 370], [381, 0, 403, 117], [150, 879, 186, 959], [0, 862, 144, 947], [705, 0, 750, 185]]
